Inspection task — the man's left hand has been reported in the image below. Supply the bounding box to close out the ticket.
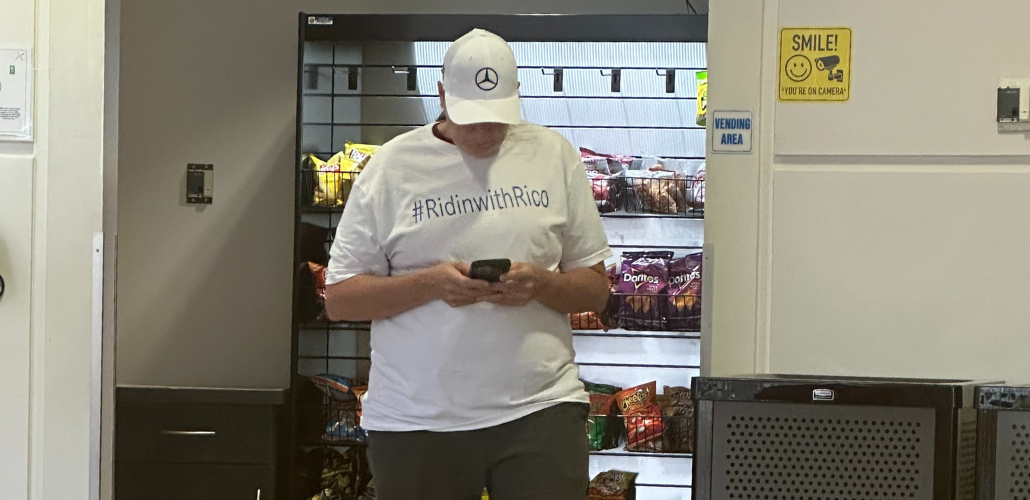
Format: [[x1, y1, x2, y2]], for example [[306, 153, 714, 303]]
[[484, 262, 552, 306]]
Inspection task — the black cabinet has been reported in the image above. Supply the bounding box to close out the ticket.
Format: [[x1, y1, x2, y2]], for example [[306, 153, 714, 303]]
[[116, 386, 285, 500]]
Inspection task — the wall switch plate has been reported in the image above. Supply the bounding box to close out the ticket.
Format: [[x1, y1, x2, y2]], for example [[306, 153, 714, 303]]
[[998, 87, 1021, 122], [186, 164, 213, 204], [999, 78, 1030, 123]]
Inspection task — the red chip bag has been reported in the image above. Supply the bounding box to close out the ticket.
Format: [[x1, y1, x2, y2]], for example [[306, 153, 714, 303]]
[[307, 262, 329, 321], [615, 382, 665, 452]]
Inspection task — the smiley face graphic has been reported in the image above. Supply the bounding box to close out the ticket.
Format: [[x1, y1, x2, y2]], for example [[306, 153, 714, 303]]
[[785, 54, 813, 82]]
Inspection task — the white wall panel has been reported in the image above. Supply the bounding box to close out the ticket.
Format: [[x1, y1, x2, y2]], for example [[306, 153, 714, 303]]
[[769, 165, 1030, 381], [776, 0, 1030, 156], [0, 158, 33, 500]]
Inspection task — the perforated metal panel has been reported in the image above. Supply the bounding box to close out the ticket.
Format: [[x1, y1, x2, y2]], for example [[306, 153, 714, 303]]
[[954, 408, 977, 500], [711, 402, 936, 500], [995, 411, 1030, 500]]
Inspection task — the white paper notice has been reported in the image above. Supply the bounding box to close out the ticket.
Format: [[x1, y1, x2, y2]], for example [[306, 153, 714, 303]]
[[0, 49, 31, 142]]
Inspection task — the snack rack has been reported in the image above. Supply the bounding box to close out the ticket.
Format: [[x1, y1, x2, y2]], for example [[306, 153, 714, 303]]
[[290, 13, 707, 500]]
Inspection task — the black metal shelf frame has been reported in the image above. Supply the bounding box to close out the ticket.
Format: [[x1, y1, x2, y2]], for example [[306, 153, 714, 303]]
[[302, 122, 704, 131], [579, 362, 701, 370], [637, 483, 693, 489], [590, 450, 694, 459], [573, 331, 700, 340], [299, 203, 705, 220], [305, 63, 707, 71], [304, 93, 698, 100], [304, 152, 706, 161]]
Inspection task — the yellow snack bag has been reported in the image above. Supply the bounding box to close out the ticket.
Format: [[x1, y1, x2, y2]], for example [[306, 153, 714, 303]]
[[311, 152, 361, 207], [344, 142, 380, 168], [696, 70, 708, 127]]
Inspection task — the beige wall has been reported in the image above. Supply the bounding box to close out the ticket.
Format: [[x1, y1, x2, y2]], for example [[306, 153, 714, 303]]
[[116, 0, 695, 388], [707, 0, 1030, 382]]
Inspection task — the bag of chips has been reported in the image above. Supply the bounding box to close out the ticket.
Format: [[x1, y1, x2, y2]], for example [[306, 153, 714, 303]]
[[309, 374, 357, 402], [618, 252, 672, 330], [570, 311, 605, 330], [344, 142, 379, 167], [587, 470, 638, 500], [688, 163, 705, 210], [660, 385, 696, 453], [625, 169, 681, 214], [580, 149, 617, 213], [581, 147, 633, 174], [666, 253, 702, 331], [297, 262, 326, 323], [696, 70, 708, 127], [616, 382, 665, 452], [310, 152, 362, 207], [600, 264, 621, 329], [309, 374, 365, 444], [303, 262, 330, 321], [583, 381, 622, 395], [583, 380, 623, 451], [588, 393, 622, 451], [318, 447, 366, 499], [324, 408, 367, 444]]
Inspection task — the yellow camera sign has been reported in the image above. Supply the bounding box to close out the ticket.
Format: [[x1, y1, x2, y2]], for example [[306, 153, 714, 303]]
[[778, 27, 852, 102]]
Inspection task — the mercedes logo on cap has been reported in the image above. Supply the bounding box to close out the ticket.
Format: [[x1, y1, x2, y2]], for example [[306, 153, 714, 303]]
[[475, 68, 499, 91]]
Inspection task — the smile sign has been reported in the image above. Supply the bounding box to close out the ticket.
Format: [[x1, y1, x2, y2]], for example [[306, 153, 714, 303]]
[[778, 27, 852, 102]]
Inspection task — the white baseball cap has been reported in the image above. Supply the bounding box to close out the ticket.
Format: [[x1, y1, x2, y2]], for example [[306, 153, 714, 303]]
[[442, 29, 522, 125]]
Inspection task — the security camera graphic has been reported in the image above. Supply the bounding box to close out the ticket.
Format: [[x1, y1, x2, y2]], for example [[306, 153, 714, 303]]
[[815, 55, 844, 82]]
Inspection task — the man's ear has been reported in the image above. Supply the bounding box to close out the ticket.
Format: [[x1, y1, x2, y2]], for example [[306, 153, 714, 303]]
[[438, 82, 446, 110]]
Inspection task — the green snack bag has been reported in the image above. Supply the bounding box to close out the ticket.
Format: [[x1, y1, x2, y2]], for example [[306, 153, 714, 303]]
[[696, 70, 708, 127], [587, 392, 624, 451], [583, 380, 624, 451], [583, 381, 621, 395]]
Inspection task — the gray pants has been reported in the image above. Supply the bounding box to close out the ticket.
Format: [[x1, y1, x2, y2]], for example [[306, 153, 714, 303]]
[[367, 403, 589, 500]]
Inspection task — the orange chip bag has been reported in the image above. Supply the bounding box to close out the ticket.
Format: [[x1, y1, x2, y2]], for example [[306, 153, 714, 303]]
[[615, 381, 665, 452]]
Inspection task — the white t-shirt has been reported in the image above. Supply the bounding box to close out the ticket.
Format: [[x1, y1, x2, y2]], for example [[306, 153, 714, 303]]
[[325, 122, 611, 432]]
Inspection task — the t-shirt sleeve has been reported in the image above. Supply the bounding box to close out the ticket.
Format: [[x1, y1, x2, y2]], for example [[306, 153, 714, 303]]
[[325, 179, 390, 285], [559, 146, 612, 271]]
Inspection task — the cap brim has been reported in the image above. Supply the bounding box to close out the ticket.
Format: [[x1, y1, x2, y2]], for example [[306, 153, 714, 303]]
[[444, 92, 522, 125]]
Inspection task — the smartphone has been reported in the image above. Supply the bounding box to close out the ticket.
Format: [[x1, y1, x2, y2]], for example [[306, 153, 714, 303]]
[[468, 259, 512, 283]]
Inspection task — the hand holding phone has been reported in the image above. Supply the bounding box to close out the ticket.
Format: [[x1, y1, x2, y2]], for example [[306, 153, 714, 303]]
[[481, 261, 550, 307], [468, 259, 512, 283]]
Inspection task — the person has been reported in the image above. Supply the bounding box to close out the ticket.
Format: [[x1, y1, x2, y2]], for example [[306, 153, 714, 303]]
[[323, 28, 611, 500]]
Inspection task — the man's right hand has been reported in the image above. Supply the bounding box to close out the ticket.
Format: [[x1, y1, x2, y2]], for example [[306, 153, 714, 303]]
[[421, 262, 495, 307]]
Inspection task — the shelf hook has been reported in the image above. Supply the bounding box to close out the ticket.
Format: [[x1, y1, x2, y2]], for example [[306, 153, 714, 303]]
[[656, 68, 677, 93], [392, 66, 418, 91], [546, 68, 563, 92]]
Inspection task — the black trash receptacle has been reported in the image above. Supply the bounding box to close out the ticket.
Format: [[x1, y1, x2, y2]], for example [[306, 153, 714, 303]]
[[692, 375, 984, 500], [976, 385, 1030, 500]]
